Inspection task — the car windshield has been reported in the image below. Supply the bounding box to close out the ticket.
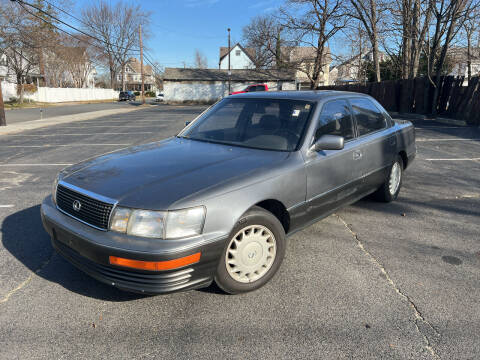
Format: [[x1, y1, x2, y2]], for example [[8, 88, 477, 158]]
[[178, 98, 315, 151], [120, 92, 127, 95]]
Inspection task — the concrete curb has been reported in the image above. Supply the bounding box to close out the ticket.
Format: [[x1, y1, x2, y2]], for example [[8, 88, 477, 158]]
[[0, 107, 145, 136]]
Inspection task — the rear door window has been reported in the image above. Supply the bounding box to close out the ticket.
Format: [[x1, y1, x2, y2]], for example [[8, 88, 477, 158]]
[[349, 98, 387, 136], [315, 100, 355, 141], [257, 85, 266, 91]]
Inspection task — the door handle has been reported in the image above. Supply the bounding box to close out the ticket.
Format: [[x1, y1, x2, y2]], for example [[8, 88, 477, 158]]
[[353, 150, 362, 160]]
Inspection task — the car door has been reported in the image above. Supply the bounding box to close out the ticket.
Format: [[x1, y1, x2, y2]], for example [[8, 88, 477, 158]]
[[305, 99, 363, 220], [348, 97, 396, 193]]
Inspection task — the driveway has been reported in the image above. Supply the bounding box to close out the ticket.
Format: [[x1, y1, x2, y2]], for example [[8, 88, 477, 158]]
[[0, 106, 478, 359]]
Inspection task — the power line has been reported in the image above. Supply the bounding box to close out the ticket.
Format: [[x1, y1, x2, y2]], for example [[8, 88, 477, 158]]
[[18, 1, 165, 76], [16, 2, 104, 52], [42, 0, 90, 29], [15, 0, 140, 53]]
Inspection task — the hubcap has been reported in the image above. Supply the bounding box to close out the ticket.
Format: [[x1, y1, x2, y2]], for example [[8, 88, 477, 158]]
[[389, 162, 401, 195], [225, 225, 276, 283]]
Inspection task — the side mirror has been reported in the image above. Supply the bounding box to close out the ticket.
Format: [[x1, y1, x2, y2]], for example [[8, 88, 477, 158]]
[[185, 121, 191, 126], [311, 135, 344, 151]]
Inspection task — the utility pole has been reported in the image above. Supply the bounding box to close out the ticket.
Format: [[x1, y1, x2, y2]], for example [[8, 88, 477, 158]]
[[139, 24, 145, 105], [228, 28, 231, 94], [0, 79, 6, 126]]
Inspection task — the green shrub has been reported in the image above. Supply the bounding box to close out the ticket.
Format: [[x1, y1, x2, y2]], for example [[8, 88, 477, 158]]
[[134, 91, 140, 96], [145, 91, 156, 97]]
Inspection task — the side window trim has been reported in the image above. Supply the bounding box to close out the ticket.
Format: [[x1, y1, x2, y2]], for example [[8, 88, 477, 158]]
[[347, 97, 388, 138]]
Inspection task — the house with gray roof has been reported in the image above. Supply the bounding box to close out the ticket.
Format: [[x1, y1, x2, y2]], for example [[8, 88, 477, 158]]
[[163, 67, 296, 103]]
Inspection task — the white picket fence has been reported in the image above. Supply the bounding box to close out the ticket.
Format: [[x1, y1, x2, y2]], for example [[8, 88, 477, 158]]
[[1, 81, 119, 103]]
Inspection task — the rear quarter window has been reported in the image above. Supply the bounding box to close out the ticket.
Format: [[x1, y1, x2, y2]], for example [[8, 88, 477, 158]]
[[349, 98, 387, 136]]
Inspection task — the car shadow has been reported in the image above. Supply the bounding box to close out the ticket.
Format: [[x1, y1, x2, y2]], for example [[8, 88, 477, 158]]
[[1, 205, 148, 302]]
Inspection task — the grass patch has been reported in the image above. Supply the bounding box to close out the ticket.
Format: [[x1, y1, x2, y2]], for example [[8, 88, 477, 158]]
[[4, 100, 43, 110]]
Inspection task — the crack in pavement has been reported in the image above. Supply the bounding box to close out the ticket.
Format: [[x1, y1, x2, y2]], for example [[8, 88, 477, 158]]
[[0, 250, 56, 304], [335, 213, 441, 359]]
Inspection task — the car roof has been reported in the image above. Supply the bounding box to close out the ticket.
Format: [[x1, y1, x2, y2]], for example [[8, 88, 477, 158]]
[[230, 90, 371, 102]]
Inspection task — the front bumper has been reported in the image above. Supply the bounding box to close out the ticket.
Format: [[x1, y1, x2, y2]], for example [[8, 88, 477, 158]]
[[41, 196, 227, 294]]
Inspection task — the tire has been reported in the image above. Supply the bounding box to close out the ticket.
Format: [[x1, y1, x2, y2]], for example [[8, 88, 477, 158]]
[[374, 155, 403, 202], [214, 206, 286, 294]]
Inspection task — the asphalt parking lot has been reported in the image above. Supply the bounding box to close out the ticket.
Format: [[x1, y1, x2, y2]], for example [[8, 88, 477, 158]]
[[0, 105, 479, 359]]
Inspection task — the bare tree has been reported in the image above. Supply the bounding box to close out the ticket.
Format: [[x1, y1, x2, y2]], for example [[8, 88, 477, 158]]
[[348, 0, 390, 82], [194, 49, 208, 69], [0, 1, 39, 102], [82, 1, 150, 90], [429, 0, 476, 114], [242, 15, 289, 69], [395, 0, 433, 79], [280, 0, 349, 89], [462, 8, 480, 82]]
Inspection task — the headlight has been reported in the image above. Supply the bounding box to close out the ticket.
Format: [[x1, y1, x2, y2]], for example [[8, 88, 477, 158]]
[[128, 209, 166, 238], [52, 175, 60, 205], [165, 207, 206, 239], [110, 207, 132, 233], [109, 206, 205, 239]]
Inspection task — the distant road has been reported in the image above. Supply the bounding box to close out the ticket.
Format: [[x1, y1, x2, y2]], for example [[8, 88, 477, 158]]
[[5, 100, 156, 125]]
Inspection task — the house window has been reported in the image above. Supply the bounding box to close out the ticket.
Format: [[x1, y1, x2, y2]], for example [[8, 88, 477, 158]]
[[235, 50, 241, 56]]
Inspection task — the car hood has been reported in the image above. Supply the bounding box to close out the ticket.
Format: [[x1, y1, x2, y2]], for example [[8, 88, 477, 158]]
[[61, 137, 289, 210]]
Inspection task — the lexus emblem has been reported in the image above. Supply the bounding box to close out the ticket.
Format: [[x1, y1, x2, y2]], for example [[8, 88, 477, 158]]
[[72, 200, 82, 212]]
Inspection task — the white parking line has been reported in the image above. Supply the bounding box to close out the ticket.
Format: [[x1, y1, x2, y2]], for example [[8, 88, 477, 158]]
[[423, 158, 480, 161], [81, 119, 179, 123], [415, 126, 465, 129], [0, 205, 14, 208], [4, 132, 152, 136], [0, 144, 131, 148], [417, 138, 480, 142], [55, 125, 167, 128], [0, 163, 73, 166]]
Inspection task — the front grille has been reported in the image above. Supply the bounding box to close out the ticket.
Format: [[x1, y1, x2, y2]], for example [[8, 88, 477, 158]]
[[56, 184, 114, 230]]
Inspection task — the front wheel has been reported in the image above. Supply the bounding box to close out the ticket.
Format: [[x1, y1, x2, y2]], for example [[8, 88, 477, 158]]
[[214, 206, 286, 294], [374, 155, 403, 202]]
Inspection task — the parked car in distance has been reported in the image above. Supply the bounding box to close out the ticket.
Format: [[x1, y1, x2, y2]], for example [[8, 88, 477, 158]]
[[119, 91, 136, 101], [229, 83, 268, 95], [155, 92, 164, 102], [41, 91, 416, 295]]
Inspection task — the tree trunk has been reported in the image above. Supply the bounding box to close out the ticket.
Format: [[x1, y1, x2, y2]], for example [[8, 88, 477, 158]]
[[370, 0, 381, 82], [18, 75, 24, 104], [275, 27, 282, 69], [467, 31, 472, 83], [311, 36, 325, 89], [431, 13, 457, 115], [428, 13, 442, 78], [122, 63, 126, 91], [109, 54, 115, 89], [372, 39, 381, 82], [408, 0, 420, 79], [38, 48, 46, 87], [401, 0, 411, 79]]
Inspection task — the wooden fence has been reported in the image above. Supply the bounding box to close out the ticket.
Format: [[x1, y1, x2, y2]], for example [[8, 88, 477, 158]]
[[318, 76, 480, 125]]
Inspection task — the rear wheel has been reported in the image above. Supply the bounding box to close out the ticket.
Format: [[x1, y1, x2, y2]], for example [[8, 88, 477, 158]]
[[214, 206, 286, 294], [374, 155, 403, 202]]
